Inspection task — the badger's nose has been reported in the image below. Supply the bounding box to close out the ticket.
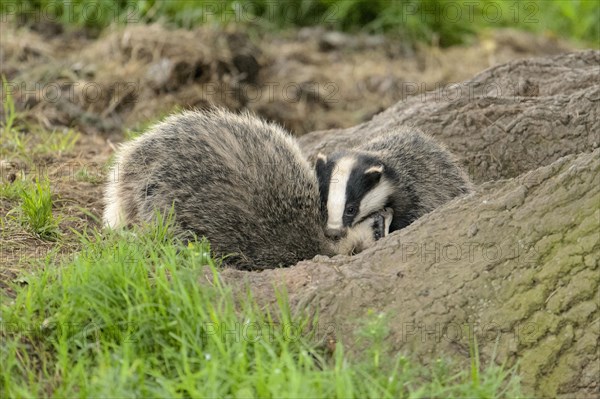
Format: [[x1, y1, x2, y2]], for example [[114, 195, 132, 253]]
[[325, 228, 345, 241]]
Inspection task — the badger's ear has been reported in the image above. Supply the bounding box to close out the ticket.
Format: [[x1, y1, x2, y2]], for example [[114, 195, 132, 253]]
[[364, 164, 383, 183], [315, 153, 327, 174], [365, 164, 383, 174]]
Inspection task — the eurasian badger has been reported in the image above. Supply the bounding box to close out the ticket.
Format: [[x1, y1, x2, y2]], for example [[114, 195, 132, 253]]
[[315, 129, 472, 240], [103, 109, 390, 270]]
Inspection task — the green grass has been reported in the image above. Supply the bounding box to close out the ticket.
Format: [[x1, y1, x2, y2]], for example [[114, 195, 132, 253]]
[[1, 76, 19, 136], [74, 166, 104, 184], [16, 178, 60, 240], [1, 126, 79, 161], [0, 172, 29, 201], [2, 75, 78, 162], [35, 129, 79, 156], [1, 76, 30, 160], [2, 0, 598, 46], [0, 217, 522, 397], [0, 129, 30, 161]]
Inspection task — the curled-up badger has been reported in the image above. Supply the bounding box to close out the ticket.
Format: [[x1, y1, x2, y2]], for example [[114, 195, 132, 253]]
[[103, 108, 390, 270]]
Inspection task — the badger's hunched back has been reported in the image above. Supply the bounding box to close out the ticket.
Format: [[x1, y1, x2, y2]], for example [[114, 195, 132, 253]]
[[316, 128, 472, 240], [104, 109, 388, 270]]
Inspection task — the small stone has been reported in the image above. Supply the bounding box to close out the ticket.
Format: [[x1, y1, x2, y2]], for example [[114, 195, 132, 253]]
[[468, 224, 479, 237], [319, 31, 353, 51], [146, 58, 174, 90]]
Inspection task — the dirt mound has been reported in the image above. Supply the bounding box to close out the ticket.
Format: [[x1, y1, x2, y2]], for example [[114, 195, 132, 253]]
[[217, 148, 600, 398], [299, 50, 600, 183], [205, 50, 599, 397], [2, 22, 262, 133]]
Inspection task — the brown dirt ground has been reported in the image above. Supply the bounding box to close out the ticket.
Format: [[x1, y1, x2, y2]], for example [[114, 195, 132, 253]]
[[0, 20, 578, 293]]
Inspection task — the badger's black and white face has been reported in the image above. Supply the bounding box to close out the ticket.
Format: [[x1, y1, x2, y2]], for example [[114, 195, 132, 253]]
[[316, 152, 395, 240]]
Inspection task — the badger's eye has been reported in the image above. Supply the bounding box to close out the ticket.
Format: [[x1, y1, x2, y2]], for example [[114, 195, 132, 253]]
[[374, 231, 381, 240], [344, 205, 357, 216]]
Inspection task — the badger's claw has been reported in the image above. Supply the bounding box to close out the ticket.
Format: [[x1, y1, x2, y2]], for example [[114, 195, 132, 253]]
[[372, 213, 385, 240], [371, 207, 394, 241]]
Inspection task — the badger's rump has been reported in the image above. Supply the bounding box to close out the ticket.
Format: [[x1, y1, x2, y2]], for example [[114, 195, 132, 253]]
[[104, 109, 326, 270]]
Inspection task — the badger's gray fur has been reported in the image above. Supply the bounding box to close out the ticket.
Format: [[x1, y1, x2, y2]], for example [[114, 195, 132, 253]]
[[315, 129, 472, 240], [103, 109, 387, 270]]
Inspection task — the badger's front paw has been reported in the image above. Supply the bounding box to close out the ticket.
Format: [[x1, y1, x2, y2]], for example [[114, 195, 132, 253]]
[[372, 207, 394, 241], [334, 207, 395, 256]]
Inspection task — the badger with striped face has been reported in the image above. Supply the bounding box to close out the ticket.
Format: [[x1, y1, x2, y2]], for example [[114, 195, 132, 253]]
[[315, 130, 472, 241]]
